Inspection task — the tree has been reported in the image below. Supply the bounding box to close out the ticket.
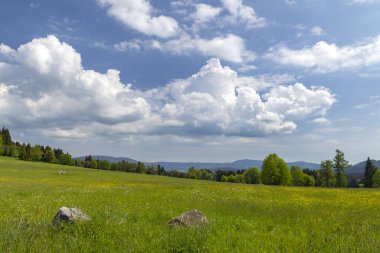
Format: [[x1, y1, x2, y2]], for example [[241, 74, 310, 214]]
[[291, 166, 306, 186], [19, 144, 27, 160], [243, 167, 260, 184], [89, 159, 98, 169], [364, 157, 377, 188], [0, 135, 4, 156], [372, 171, 380, 188], [1, 127, 12, 146], [136, 161, 146, 174], [9, 145, 19, 158], [349, 179, 359, 188], [30, 145, 43, 161], [333, 149, 349, 188], [318, 160, 335, 187], [59, 153, 73, 166], [43, 146, 56, 163], [304, 175, 315, 187], [261, 153, 291, 185], [227, 175, 237, 183], [99, 160, 111, 170], [187, 167, 198, 179]]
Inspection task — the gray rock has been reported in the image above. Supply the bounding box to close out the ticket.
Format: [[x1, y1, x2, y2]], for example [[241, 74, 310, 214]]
[[168, 209, 208, 227], [57, 171, 66, 175], [52, 207, 90, 225]]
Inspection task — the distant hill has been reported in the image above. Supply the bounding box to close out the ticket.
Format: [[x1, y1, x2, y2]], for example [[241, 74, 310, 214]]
[[346, 159, 380, 178], [76, 155, 321, 171], [148, 160, 320, 171], [76, 155, 138, 164]]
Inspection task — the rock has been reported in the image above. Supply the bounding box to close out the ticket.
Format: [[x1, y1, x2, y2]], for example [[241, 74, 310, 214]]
[[52, 207, 90, 225], [57, 171, 66, 175], [168, 209, 208, 227]]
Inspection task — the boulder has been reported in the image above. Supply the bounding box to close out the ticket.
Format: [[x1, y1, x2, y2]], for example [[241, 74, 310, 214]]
[[168, 209, 208, 227], [52, 207, 90, 225]]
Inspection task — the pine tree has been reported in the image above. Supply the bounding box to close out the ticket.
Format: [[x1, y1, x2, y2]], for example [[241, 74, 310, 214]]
[[1, 127, 12, 146], [333, 149, 349, 188], [0, 135, 4, 156], [43, 146, 56, 163], [364, 157, 377, 188]]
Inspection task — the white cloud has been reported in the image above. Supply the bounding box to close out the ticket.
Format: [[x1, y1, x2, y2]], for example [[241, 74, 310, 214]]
[[97, 0, 179, 38], [0, 35, 151, 127], [191, 4, 222, 24], [349, 0, 378, 4], [115, 34, 255, 64], [265, 35, 380, 73], [0, 36, 336, 138], [114, 40, 142, 51], [313, 117, 331, 126], [311, 26, 326, 36], [221, 0, 267, 28]]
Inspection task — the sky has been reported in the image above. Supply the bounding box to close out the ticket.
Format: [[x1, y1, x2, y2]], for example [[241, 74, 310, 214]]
[[0, 0, 380, 164]]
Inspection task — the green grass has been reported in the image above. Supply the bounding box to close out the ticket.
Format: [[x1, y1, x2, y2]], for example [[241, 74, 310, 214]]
[[0, 156, 379, 252]]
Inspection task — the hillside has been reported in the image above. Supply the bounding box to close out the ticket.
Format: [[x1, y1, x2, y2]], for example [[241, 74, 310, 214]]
[[1, 156, 379, 252], [81, 155, 320, 171], [151, 159, 320, 171]]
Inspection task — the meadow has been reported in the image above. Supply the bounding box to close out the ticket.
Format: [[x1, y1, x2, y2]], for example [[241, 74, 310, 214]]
[[0, 156, 379, 252]]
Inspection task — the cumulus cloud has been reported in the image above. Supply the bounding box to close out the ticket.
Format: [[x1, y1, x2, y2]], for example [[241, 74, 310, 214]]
[[265, 35, 380, 73], [97, 0, 179, 38], [0, 35, 151, 128], [0, 36, 336, 138]]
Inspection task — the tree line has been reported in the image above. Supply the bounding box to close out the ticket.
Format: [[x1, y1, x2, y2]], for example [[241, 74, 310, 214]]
[[1, 127, 379, 188]]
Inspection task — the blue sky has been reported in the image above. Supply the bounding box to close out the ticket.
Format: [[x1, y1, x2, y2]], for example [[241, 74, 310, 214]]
[[1, 0, 380, 163]]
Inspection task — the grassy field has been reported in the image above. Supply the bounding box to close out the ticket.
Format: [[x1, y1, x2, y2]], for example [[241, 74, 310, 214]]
[[0, 156, 379, 252]]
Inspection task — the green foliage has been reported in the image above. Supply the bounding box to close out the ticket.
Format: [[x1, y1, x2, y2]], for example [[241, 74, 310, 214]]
[[89, 159, 98, 169], [227, 174, 237, 183], [42, 146, 56, 163], [372, 171, 380, 188], [318, 160, 335, 187], [221, 175, 228, 182], [291, 166, 305, 186], [261, 153, 291, 185], [198, 169, 214, 181], [364, 157, 377, 188], [30, 145, 43, 161], [9, 145, 19, 158], [333, 149, 349, 188], [136, 162, 146, 174], [187, 167, 198, 179], [304, 175, 315, 187], [59, 153, 73, 166], [99, 160, 111, 170], [19, 145, 27, 160], [243, 167, 260, 184], [1, 127, 12, 146], [0, 135, 3, 156]]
